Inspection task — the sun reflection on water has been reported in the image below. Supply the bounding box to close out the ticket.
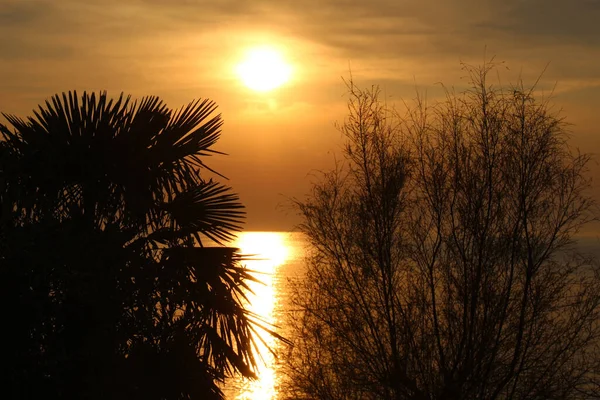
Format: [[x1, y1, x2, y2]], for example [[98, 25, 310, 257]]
[[225, 231, 293, 400]]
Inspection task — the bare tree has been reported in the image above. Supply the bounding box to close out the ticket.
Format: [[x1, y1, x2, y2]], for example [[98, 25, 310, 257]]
[[281, 64, 600, 400]]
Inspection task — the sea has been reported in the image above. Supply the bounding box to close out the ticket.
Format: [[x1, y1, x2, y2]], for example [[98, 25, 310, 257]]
[[221, 231, 307, 400]]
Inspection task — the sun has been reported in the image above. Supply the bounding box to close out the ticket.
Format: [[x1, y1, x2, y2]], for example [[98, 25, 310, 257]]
[[236, 47, 292, 92]]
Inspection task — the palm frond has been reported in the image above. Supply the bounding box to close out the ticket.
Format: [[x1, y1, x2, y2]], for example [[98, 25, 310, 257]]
[[1, 91, 272, 399], [159, 98, 221, 153], [157, 247, 263, 380], [165, 180, 245, 245]]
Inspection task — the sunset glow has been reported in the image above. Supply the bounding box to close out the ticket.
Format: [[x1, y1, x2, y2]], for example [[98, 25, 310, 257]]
[[236, 47, 292, 92], [5, 1, 600, 399], [224, 232, 291, 399]]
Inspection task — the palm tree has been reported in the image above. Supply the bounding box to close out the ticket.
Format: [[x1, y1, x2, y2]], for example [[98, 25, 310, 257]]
[[0, 92, 273, 399]]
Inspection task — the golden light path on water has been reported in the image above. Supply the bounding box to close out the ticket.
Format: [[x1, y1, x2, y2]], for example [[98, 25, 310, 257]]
[[223, 231, 297, 400]]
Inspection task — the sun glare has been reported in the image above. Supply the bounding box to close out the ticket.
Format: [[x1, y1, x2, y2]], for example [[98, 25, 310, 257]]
[[236, 47, 292, 92], [225, 232, 291, 400]]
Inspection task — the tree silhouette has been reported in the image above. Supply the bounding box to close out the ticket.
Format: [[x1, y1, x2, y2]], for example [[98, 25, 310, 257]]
[[282, 64, 600, 399], [0, 92, 271, 399]]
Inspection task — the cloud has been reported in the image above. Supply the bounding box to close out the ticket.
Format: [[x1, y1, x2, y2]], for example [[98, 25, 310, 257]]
[[3, 0, 600, 109]]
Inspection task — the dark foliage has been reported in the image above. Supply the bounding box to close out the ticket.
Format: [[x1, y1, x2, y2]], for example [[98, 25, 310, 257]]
[[0, 92, 265, 399], [283, 65, 600, 399]]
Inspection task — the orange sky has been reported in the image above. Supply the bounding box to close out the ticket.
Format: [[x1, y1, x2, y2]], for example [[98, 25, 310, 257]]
[[2, 0, 600, 231]]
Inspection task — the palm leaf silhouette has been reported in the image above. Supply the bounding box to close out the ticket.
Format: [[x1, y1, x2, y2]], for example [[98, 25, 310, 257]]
[[0, 91, 268, 399]]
